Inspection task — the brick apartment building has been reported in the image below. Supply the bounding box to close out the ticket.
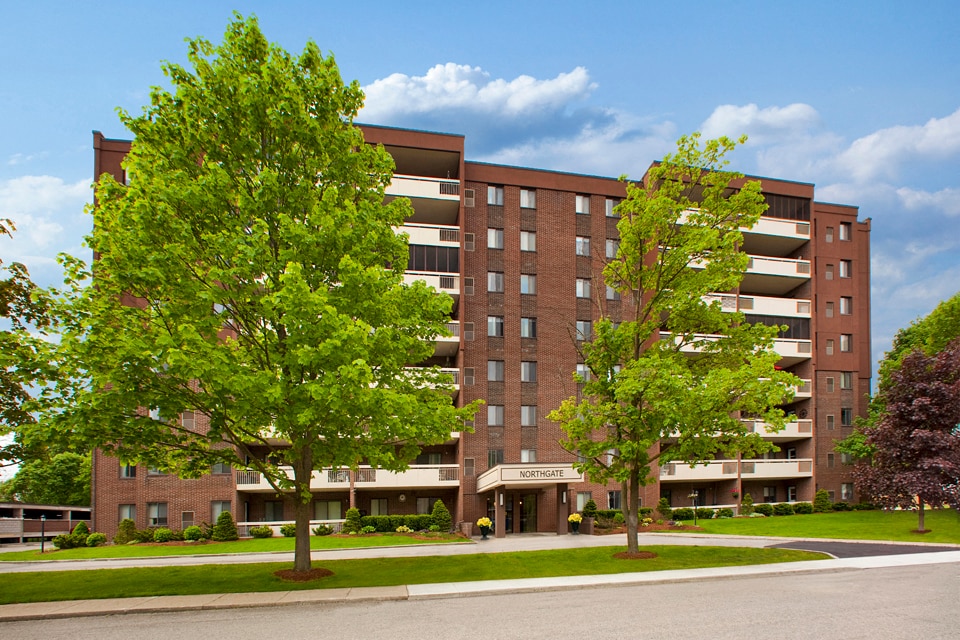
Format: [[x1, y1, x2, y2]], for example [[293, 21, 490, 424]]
[[90, 124, 870, 537]]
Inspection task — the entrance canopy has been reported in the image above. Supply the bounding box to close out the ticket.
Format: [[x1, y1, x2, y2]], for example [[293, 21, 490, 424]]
[[477, 463, 583, 493]]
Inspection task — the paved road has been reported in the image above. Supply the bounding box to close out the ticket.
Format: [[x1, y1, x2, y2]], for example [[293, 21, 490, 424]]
[[768, 539, 960, 557]]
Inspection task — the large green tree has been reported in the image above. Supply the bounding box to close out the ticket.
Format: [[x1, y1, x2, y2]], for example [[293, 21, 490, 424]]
[[549, 134, 798, 554], [0, 451, 90, 506], [55, 15, 474, 573]]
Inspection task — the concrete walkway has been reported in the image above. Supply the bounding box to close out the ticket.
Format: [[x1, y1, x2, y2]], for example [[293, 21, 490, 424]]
[[2, 535, 958, 622]]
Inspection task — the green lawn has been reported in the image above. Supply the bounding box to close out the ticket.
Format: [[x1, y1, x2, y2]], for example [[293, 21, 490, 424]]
[[0, 545, 824, 605], [0, 532, 468, 562], [682, 508, 960, 544]]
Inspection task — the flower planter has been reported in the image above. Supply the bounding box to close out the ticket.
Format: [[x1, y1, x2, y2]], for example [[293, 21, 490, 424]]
[[571, 521, 580, 534], [479, 525, 491, 540]]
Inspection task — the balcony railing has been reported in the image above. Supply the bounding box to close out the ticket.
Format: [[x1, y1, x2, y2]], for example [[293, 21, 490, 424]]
[[385, 174, 461, 201], [660, 458, 813, 481], [704, 293, 811, 317], [236, 464, 461, 492]]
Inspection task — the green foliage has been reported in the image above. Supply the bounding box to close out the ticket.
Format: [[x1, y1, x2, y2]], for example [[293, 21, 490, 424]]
[[279, 523, 297, 538], [672, 507, 695, 521], [52, 534, 77, 550], [211, 511, 239, 542], [343, 507, 362, 534], [639, 506, 653, 517], [740, 493, 755, 516], [613, 511, 626, 525], [0, 452, 91, 506], [832, 502, 851, 511], [312, 524, 334, 536], [114, 518, 137, 545], [549, 134, 797, 554], [717, 508, 734, 518], [249, 525, 274, 538], [813, 489, 833, 513], [152, 527, 174, 542], [582, 499, 598, 519], [428, 524, 440, 532], [793, 502, 813, 515], [754, 503, 774, 516], [656, 497, 673, 520], [72, 521, 90, 537], [53, 13, 478, 573], [85, 532, 107, 547], [431, 499, 452, 533], [183, 525, 203, 541], [360, 514, 433, 532], [395, 525, 412, 533], [360, 525, 377, 534], [695, 508, 715, 520], [133, 528, 156, 543], [852, 502, 877, 511]]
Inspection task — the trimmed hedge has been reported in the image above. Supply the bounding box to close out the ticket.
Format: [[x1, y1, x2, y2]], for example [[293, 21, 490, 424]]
[[86, 532, 107, 547], [717, 508, 734, 518], [183, 525, 203, 541], [773, 502, 795, 516], [359, 514, 435, 532], [672, 507, 695, 520], [153, 527, 175, 542], [279, 523, 297, 537], [793, 502, 814, 514], [754, 503, 774, 516], [695, 507, 715, 520], [250, 525, 274, 538]]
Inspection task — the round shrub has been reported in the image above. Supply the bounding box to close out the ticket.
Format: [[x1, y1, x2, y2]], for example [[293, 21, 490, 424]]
[[153, 527, 174, 542], [717, 508, 734, 518], [832, 501, 851, 511], [312, 524, 334, 536], [428, 524, 440, 532], [754, 503, 774, 516], [114, 518, 137, 545], [672, 507, 695, 521], [183, 525, 203, 541], [86, 532, 107, 547], [52, 534, 76, 550], [134, 528, 155, 543], [250, 525, 274, 538], [583, 499, 598, 519], [773, 502, 795, 516], [613, 511, 625, 525], [279, 523, 297, 538], [793, 502, 814, 515], [343, 507, 362, 534], [72, 521, 90, 537], [695, 507, 715, 520], [431, 499, 452, 533], [211, 510, 239, 541]]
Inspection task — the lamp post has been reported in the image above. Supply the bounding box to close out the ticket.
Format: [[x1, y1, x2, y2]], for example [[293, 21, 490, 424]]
[[688, 490, 699, 526], [40, 515, 46, 553]]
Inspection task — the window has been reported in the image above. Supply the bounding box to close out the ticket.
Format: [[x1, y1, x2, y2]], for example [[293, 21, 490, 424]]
[[575, 236, 591, 256], [520, 230, 536, 252], [827, 453, 835, 468], [763, 487, 777, 503], [606, 239, 619, 259], [606, 285, 620, 301], [840, 334, 852, 352], [839, 222, 852, 241], [576, 278, 591, 298], [605, 198, 619, 218], [841, 408, 853, 426], [825, 301, 834, 318], [840, 296, 853, 315], [521, 361, 537, 383], [407, 244, 460, 273], [417, 452, 442, 465], [826, 339, 835, 355], [608, 490, 622, 510], [576, 194, 590, 214], [520, 188, 536, 209], [147, 467, 165, 476], [825, 264, 834, 280], [488, 405, 504, 426], [825, 226, 834, 243], [147, 502, 168, 527], [841, 483, 854, 501], [211, 462, 230, 474], [826, 414, 835, 430], [520, 317, 537, 338], [520, 274, 537, 295], [521, 405, 537, 426], [211, 500, 231, 521], [521, 449, 537, 463], [258, 500, 281, 521], [487, 228, 503, 249], [370, 498, 388, 516], [576, 363, 590, 382], [841, 453, 854, 465], [840, 260, 852, 278], [464, 458, 475, 477], [487, 185, 503, 206], [577, 492, 593, 511], [840, 371, 853, 389], [120, 464, 136, 479], [416, 497, 436, 514], [487, 271, 504, 293], [181, 511, 195, 529], [826, 377, 835, 393], [487, 315, 504, 337], [575, 320, 592, 341], [118, 504, 135, 522], [488, 449, 504, 467], [487, 360, 504, 382], [181, 411, 195, 429]]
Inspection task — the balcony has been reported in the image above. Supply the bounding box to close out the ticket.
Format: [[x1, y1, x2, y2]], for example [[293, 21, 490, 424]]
[[740, 217, 810, 257], [236, 464, 461, 493], [660, 458, 813, 482], [403, 272, 460, 303], [705, 293, 811, 318], [743, 418, 813, 442], [434, 320, 460, 357], [400, 223, 460, 248], [741, 255, 811, 295], [793, 379, 812, 399], [664, 332, 811, 367], [385, 174, 461, 225]]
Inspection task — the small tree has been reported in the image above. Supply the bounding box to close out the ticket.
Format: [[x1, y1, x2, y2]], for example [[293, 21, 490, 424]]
[[813, 489, 833, 513], [431, 499, 452, 533], [582, 499, 598, 519], [741, 493, 754, 516], [854, 339, 960, 532], [114, 518, 137, 544], [211, 510, 239, 541], [343, 507, 362, 534], [656, 497, 672, 520]]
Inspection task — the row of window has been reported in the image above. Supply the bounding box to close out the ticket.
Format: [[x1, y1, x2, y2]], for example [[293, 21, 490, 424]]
[[825, 335, 854, 354], [486, 272, 537, 294], [486, 360, 539, 383], [487, 186, 620, 217], [824, 408, 855, 429], [119, 500, 231, 528], [824, 297, 854, 317], [487, 230, 620, 259], [824, 372, 855, 392], [120, 462, 230, 478], [486, 404, 538, 426], [825, 260, 852, 280], [824, 222, 853, 243], [486, 448, 538, 466]]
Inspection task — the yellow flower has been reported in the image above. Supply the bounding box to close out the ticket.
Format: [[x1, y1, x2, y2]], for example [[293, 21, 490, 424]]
[[477, 517, 492, 528], [568, 513, 583, 523]]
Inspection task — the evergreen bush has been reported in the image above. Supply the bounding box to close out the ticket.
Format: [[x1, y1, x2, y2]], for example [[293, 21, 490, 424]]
[[279, 523, 296, 537], [72, 521, 90, 537], [134, 528, 155, 543], [582, 499, 598, 518], [717, 508, 734, 518], [793, 502, 814, 514], [656, 497, 673, 520], [754, 503, 774, 516], [639, 506, 654, 518], [832, 501, 851, 511], [312, 524, 334, 536], [86, 532, 107, 547], [153, 527, 174, 542], [343, 507, 362, 534], [813, 489, 833, 513], [431, 499, 452, 533], [695, 507, 715, 520], [114, 518, 137, 545], [613, 511, 625, 525], [773, 502, 795, 516], [183, 525, 203, 541], [740, 493, 755, 516], [672, 507, 695, 520], [250, 525, 274, 538], [211, 510, 239, 541], [52, 534, 77, 550]]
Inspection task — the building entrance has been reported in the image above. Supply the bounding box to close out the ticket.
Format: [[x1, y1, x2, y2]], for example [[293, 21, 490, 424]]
[[519, 493, 537, 532]]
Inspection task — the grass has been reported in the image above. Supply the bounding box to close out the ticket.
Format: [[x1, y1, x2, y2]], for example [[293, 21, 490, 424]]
[[681, 508, 960, 544], [0, 532, 467, 562], [0, 545, 825, 605]]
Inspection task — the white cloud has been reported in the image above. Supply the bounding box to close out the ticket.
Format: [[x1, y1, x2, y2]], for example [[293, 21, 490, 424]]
[[361, 64, 596, 120], [833, 107, 960, 182], [700, 103, 822, 144], [895, 186, 960, 216]]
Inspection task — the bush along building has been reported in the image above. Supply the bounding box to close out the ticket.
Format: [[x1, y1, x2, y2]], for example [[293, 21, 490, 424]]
[[90, 124, 870, 538]]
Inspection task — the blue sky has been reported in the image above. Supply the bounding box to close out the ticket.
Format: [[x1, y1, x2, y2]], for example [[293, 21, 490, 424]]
[[2, 0, 959, 377]]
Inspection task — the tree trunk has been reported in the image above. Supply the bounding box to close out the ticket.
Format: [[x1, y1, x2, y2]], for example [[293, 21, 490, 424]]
[[291, 446, 314, 572], [917, 498, 926, 533], [626, 474, 640, 554]]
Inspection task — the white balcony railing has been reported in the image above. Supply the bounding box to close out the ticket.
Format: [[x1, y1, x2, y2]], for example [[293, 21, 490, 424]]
[[400, 224, 460, 247], [743, 418, 813, 440], [386, 174, 461, 201], [236, 464, 460, 492], [660, 458, 813, 482], [704, 293, 811, 318], [403, 272, 460, 297]]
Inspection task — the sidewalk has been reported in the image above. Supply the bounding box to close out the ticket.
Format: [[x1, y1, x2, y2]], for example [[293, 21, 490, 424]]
[[1, 536, 958, 622]]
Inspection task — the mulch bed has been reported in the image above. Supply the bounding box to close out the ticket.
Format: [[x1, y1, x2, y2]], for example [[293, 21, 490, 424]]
[[274, 567, 335, 582]]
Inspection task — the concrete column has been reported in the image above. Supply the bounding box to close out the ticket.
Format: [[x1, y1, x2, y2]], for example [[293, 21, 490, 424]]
[[556, 483, 569, 534], [495, 490, 506, 538]]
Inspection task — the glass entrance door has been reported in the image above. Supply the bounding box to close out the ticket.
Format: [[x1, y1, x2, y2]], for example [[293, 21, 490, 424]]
[[519, 493, 537, 533]]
